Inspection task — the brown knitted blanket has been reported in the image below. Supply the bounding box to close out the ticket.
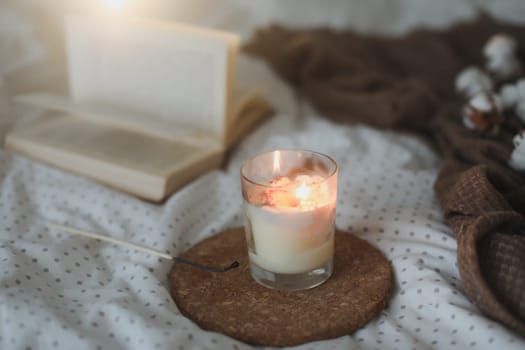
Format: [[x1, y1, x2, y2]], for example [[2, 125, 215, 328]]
[[244, 17, 525, 335]]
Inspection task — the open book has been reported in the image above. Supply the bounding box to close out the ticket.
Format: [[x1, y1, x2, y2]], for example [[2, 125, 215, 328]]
[[5, 16, 272, 201]]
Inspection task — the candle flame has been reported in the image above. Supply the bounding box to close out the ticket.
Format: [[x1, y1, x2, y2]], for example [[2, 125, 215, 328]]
[[273, 151, 281, 173], [295, 181, 309, 200]]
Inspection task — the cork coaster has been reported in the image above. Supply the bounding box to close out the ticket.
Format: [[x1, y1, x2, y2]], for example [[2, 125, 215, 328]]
[[169, 228, 393, 347]]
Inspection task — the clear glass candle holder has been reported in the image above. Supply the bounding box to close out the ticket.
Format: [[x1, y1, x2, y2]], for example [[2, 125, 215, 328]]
[[240, 150, 338, 291]]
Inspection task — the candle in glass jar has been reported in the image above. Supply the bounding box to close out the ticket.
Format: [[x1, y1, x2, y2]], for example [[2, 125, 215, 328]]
[[241, 150, 338, 290], [244, 174, 336, 274]]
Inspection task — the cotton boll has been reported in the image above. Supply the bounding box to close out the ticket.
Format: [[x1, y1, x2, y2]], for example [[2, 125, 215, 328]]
[[499, 79, 525, 110], [486, 56, 522, 79], [500, 84, 519, 109], [455, 66, 493, 98], [462, 93, 504, 134], [509, 132, 525, 171], [483, 33, 522, 79], [468, 93, 492, 112], [484, 33, 517, 59], [470, 93, 503, 113]]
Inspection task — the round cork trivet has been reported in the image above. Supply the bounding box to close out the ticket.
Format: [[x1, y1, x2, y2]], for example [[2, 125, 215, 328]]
[[169, 228, 393, 347]]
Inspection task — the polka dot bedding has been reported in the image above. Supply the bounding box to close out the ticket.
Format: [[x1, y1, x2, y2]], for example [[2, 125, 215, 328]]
[[1, 110, 523, 350]]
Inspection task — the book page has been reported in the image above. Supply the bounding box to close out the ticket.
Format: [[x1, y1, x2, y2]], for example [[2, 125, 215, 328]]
[[8, 114, 219, 177], [65, 16, 239, 139], [13, 93, 222, 148]]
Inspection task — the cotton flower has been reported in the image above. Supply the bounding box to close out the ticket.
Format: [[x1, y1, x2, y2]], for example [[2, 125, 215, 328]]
[[499, 83, 520, 109], [484, 34, 517, 59], [455, 66, 493, 98], [483, 33, 522, 79], [462, 93, 504, 133], [488, 57, 522, 79], [499, 79, 525, 120], [509, 132, 525, 171]]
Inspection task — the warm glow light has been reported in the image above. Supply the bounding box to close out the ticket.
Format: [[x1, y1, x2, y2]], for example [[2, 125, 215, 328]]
[[295, 182, 309, 200], [273, 151, 281, 173], [103, 0, 130, 12]]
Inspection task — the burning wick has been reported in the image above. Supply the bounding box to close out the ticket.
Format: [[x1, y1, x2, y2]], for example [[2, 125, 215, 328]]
[[47, 222, 239, 273]]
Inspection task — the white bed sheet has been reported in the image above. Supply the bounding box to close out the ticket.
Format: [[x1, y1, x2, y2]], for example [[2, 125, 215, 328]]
[[1, 96, 524, 349], [1, 1, 525, 349]]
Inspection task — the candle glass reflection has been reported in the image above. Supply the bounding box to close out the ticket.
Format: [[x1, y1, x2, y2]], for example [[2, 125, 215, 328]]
[[240, 150, 338, 291]]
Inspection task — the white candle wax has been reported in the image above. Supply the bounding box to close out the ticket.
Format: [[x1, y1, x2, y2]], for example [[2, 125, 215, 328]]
[[244, 174, 336, 274]]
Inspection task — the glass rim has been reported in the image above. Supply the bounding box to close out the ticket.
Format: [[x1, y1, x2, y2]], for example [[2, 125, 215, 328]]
[[240, 149, 338, 188]]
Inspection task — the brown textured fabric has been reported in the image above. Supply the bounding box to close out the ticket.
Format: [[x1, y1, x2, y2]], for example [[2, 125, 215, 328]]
[[245, 17, 525, 334]]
